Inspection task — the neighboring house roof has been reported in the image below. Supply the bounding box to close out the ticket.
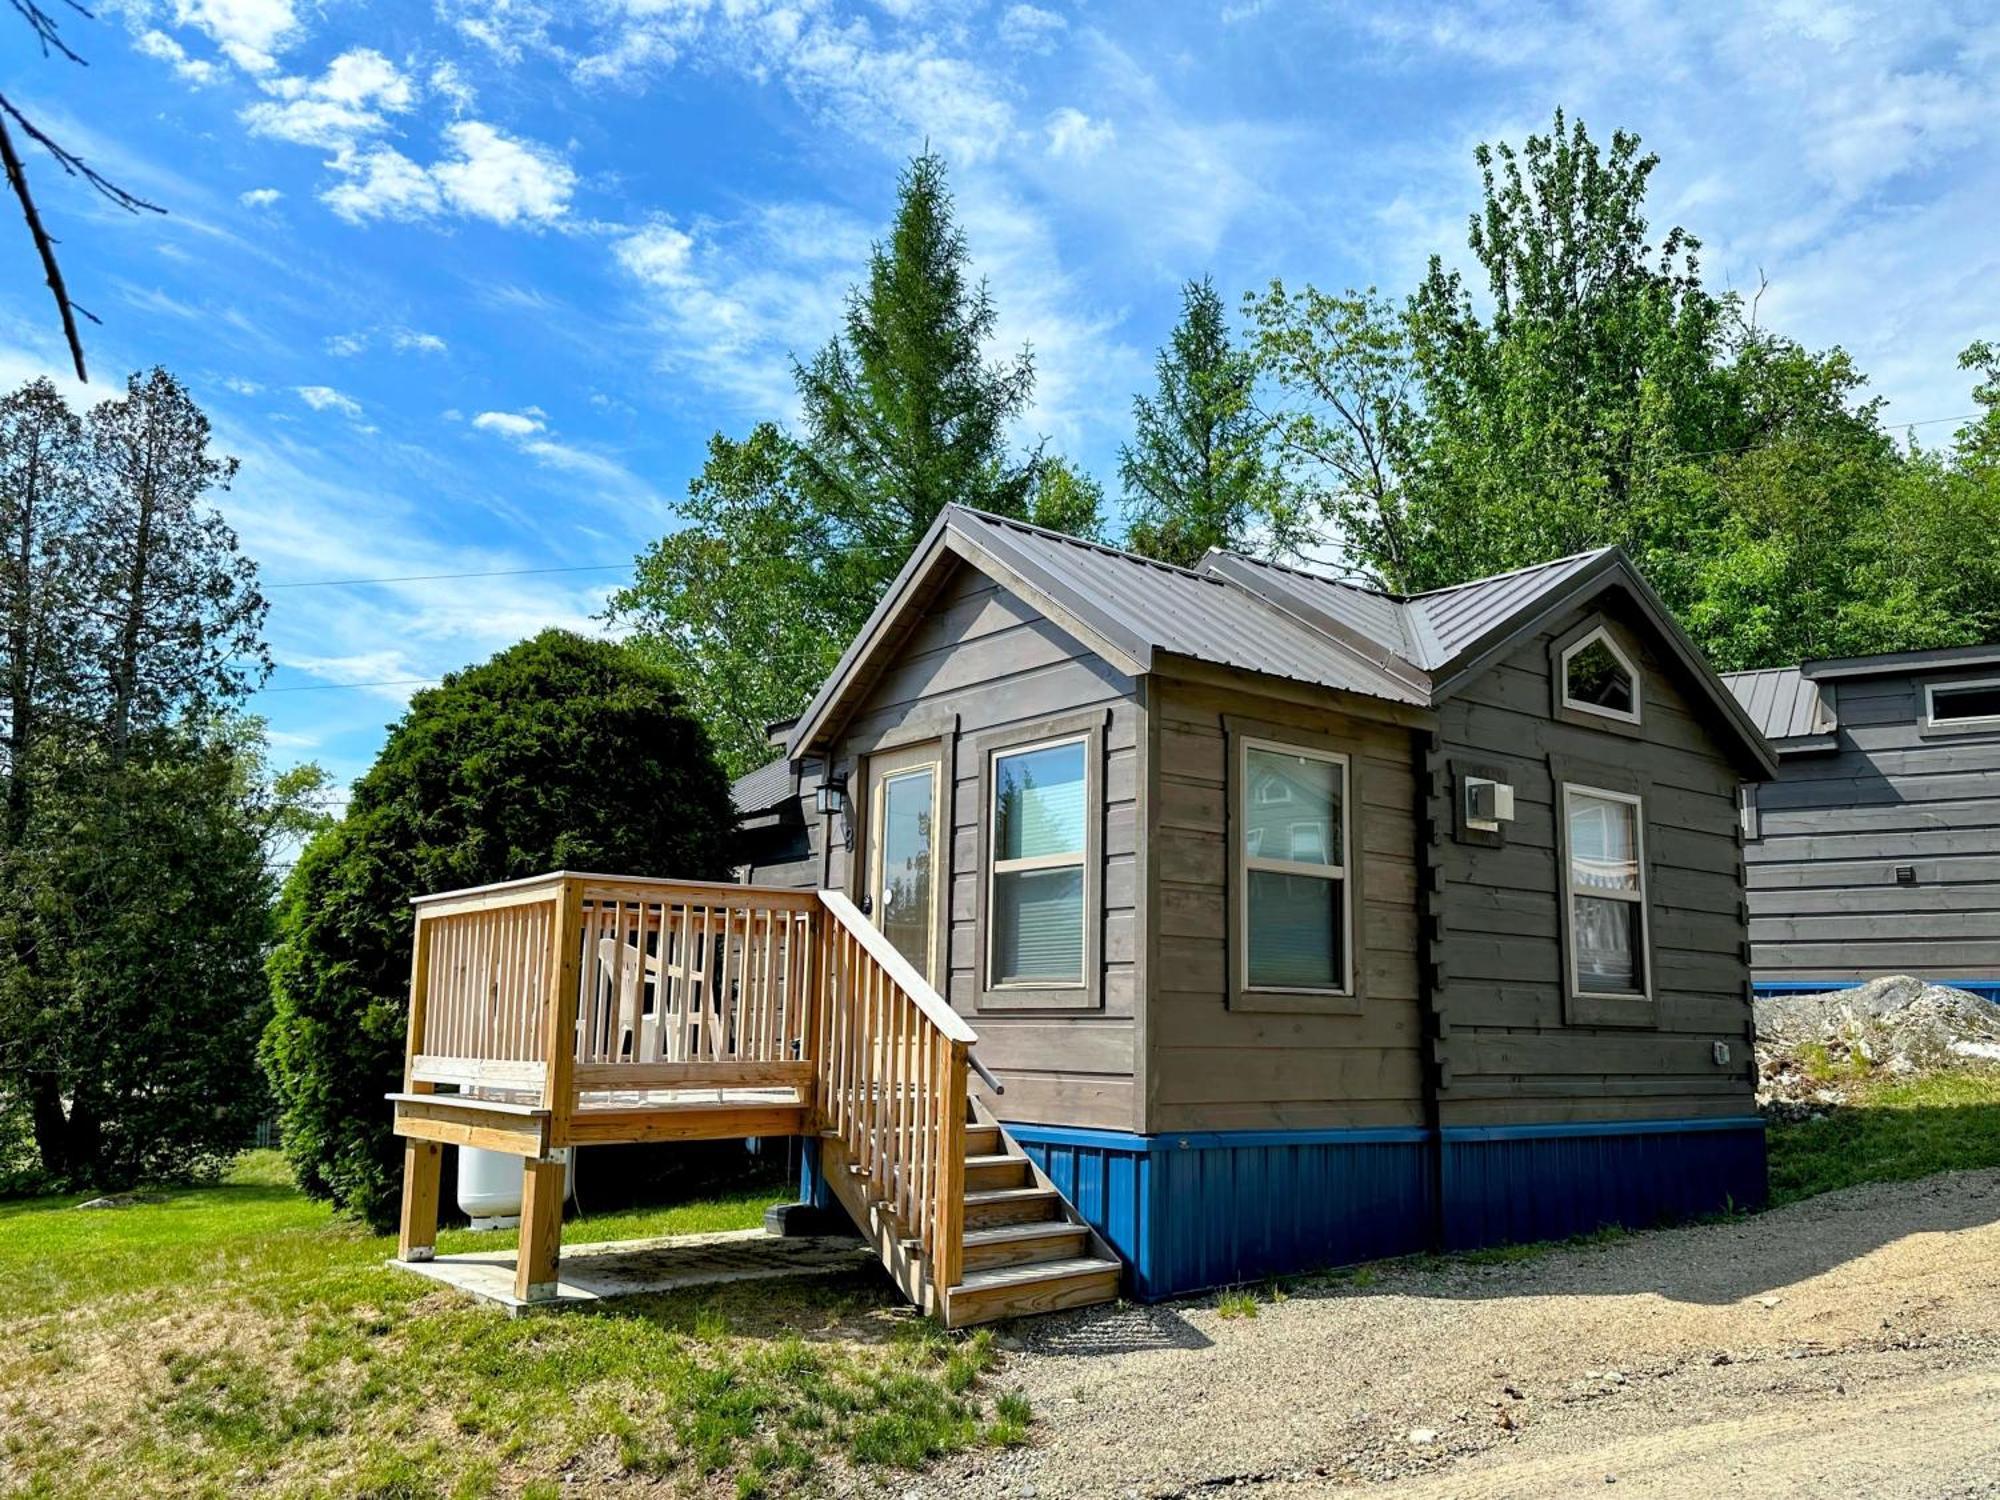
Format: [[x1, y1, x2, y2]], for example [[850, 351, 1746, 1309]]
[[787, 505, 1777, 776], [730, 756, 795, 817], [1721, 667, 1837, 744]]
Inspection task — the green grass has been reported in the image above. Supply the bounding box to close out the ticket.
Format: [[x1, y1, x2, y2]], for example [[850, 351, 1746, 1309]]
[[0, 1153, 1033, 1498], [1766, 1067, 2000, 1207]]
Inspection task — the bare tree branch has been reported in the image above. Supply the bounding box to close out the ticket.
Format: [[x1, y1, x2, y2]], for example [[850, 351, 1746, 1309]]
[[9, 0, 93, 66], [3, 4, 168, 381], [0, 111, 90, 381]]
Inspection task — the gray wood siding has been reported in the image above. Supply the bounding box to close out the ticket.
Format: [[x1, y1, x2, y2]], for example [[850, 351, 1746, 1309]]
[[1747, 673, 2000, 982], [1144, 678, 1426, 1133], [823, 561, 1143, 1132], [1432, 602, 1757, 1125]]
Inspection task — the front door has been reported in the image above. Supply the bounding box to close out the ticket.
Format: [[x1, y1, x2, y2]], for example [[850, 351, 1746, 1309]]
[[865, 742, 943, 984]]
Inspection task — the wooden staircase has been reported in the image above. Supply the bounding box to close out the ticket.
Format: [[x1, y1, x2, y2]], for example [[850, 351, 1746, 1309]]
[[820, 1096, 1123, 1326]]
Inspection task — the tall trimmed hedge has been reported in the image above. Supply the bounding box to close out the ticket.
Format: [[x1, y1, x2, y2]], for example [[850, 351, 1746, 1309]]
[[261, 630, 736, 1226]]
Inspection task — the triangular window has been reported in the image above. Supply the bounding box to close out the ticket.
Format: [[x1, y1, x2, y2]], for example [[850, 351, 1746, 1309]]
[[1561, 628, 1641, 724]]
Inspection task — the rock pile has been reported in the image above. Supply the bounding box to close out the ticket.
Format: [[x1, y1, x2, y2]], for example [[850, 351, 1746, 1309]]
[[1755, 975, 2000, 1119]]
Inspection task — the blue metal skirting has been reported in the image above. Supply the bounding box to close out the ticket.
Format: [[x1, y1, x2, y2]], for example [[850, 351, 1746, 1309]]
[[1754, 979, 2000, 1004], [1010, 1116, 1767, 1301]]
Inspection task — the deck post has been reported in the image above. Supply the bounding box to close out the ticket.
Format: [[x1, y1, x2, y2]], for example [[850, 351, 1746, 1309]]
[[515, 1153, 566, 1302], [396, 1139, 443, 1262]]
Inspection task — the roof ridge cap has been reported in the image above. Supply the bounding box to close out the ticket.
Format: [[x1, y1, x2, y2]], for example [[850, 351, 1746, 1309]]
[[1403, 546, 1614, 600], [954, 505, 1227, 585]]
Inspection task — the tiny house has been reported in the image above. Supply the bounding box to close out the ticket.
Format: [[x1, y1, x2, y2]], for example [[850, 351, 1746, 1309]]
[[393, 507, 1775, 1320], [1725, 646, 2000, 1002], [742, 506, 1775, 1298]]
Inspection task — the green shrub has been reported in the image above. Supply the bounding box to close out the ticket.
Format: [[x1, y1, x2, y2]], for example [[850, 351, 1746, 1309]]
[[260, 631, 736, 1226]]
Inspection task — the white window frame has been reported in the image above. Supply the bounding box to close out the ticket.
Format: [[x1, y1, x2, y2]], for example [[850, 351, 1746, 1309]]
[[1562, 782, 1651, 1002], [1923, 677, 2000, 733], [1559, 626, 1642, 725], [1237, 735, 1352, 999], [985, 732, 1090, 993]]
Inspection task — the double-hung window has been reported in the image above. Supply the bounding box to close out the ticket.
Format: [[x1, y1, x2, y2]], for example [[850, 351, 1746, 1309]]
[[1564, 784, 1649, 999], [988, 736, 1089, 989], [1237, 738, 1351, 999]]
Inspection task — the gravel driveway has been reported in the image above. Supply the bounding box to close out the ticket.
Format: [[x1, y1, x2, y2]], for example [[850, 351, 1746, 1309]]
[[912, 1169, 2000, 1499]]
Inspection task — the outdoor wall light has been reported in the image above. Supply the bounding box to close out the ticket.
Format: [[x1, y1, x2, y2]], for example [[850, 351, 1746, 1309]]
[[814, 776, 848, 818]]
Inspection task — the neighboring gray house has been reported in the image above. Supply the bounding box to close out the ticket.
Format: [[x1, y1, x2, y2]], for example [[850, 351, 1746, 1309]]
[[751, 505, 1776, 1295], [728, 740, 822, 888], [1726, 645, 2000, 1000]]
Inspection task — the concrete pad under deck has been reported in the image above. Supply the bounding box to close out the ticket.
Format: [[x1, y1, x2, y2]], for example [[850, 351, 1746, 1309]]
[[391, 1228, 873, 1315]]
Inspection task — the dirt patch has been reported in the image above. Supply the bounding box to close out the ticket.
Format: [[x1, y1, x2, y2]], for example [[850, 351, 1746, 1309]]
[[912, 1169, 2000, 1499]]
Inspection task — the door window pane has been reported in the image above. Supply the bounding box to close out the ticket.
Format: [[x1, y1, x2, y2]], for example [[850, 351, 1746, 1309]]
[[1245, 869, 1342, 988], [995, 741, 1086, 860], [992, 866, 1084, 983], [878, 769, 934, 976]]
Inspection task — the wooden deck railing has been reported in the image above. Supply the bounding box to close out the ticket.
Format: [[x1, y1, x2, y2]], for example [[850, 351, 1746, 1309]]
[[397, 871, 982, 1301], [815, 889, 976, 1292], [405, 873, 822, 1107]]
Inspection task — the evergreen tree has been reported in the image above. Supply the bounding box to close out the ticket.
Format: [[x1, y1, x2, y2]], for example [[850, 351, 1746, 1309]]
[[1121, 277, 1293, 568], [620, 149, 1061, 764], [795, 149, 1040, 614]]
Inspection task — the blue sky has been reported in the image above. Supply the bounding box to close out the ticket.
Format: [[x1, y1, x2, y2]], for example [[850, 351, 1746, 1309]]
[[3, 0, 1996, 795]]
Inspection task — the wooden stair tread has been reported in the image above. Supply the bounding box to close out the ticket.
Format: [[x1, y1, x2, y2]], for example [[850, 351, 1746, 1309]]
[[963, 1185, 1057, 1204], [963, 1153, 1019, 1169], [961, 1221, 1085, 1246], [954, 1254, 1121, 1291]]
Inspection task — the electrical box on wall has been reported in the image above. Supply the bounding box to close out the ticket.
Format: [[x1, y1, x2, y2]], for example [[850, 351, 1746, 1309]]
[[1464, 776, 1516, 833]]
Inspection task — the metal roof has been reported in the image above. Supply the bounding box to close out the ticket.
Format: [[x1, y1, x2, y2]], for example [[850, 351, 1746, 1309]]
[[1721, 667, 1836, 743], [788, 505, 1774, 775], [730, 756, 794, 815], [955, 511, 1430, 706], [1402, 550, 1614, 670]]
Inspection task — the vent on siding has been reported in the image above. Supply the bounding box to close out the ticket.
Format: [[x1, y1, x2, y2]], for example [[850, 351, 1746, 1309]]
[[1895, 865, 1917, 886]]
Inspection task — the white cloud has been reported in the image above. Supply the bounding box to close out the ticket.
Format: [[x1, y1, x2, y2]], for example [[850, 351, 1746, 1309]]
[[322, 147, 444, 223], [431, 122, 576, 225], [222, 376, 263, 395], [999, 4, 1066, 51], [1044, 106, 1113, 160], [429, 60, 477, 115], [136, 28, 220, 84], [170, 0, 301, 74], [296, 385, 363, 418], [392, 329, 448, 354], [325, 332, 369, 357], [613, 203, 869, 414], [241, 48, 415, 150], [238, 186, 283, 207], [471, 408, 547, 437]]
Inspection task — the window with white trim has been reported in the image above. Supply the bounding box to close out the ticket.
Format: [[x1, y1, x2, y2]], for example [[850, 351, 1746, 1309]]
[[1564, 784, 1649, 998], [987, 736, 1088, 987], [1560, 627, 1641, 724], [1924, 679, 2000, 732], [1238, 738, 1350, 994]]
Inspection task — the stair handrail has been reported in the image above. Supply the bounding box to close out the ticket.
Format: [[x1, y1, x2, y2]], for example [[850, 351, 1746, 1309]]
[[815, 888, 978, 1294]]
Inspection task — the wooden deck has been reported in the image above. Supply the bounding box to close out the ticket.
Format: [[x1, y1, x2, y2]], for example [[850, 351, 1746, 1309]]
[[389, 871, 1121, 1324]]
